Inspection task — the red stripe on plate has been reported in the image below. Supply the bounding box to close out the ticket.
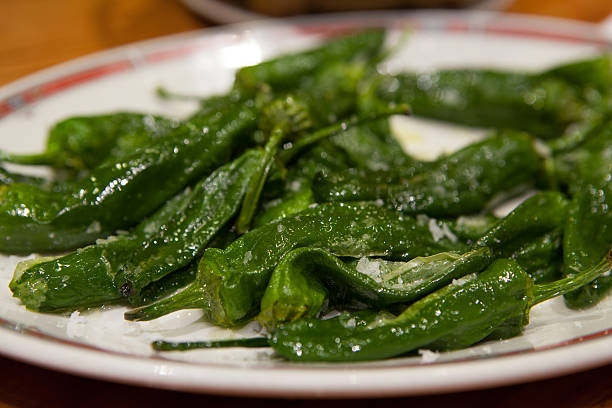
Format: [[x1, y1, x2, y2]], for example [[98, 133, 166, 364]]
[[0, 101, 13, 117], [447, 20, 470, 32], [484, 26, 610, 46], [145, 44, 207, 63], [37, 60, 133, 96], [294, 21, 383, 37]]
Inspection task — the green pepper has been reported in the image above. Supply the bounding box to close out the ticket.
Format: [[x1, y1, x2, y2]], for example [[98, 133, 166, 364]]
[[543, 54, 612, 101], [313, 131, 541, 217], [9, 150, 262, 312], [327, 119, 424, 180], [552, 121, 612, 194], [252, 186, 314, 228], [0, 113, 179, 172], [125, 202, 466, 325], [258, 192, 565, 328], [293, 61, 370, 127], [504, 229, 563, 284], [0, 105, 257, 254], [475, 191, 568, 252], [234, 29, 385, 92], [237, 101, 410, 233], [235, 95, 313, 233], [257, 246, 493, 328], [563, 181, 612, 309], [130, 262, 198, 307], [369, 66, 585, 139], [269, 253, 612, 361]]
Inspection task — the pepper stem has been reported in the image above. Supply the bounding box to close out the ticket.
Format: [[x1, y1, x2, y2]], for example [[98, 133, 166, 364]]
[[152, 337, 269, 351], [155, 86, 204, 101], [533, 248, 612, 305], [0, 150, 54, 166], [236, 125, 286, 233], [124, 282, 206, 321], [278, 104, 411, 164]]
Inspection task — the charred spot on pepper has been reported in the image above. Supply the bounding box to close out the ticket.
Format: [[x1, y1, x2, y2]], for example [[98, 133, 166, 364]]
[[120, 281, 133, 298]]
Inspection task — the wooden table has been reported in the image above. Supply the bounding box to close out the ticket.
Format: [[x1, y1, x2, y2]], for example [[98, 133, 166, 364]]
[[1, 0, 612, 406]]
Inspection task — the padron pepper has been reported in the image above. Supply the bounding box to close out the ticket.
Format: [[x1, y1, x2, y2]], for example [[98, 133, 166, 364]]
[[9, 150, 262, 312], [366, 66, 586, 139], [0, 104, 257, 253], [124, 202, 467, 326], [267, 253, 612, 361], [257, 192, 567, 327], [0, 113, 179, 172], [233, 29, 385, 92], [155, 251, 612, 357], [313, 131, 541, 217], [563, 180, 612, 309], [257, 246, 493, 328]]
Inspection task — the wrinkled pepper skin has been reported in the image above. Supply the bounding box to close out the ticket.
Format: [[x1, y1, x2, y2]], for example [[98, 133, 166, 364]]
[[371, 68, 584, 138], [0, 106, 257, 254], [258, 192, 566, 328], [552, 121, 612, 308], [505, 229, 563, 284], [563, 181, 612, 309], [269, 252, 612, 362], [314, 132, 541, 217], [475, 191, 568, 252], [115, 150, 263, 296], [543, 54, 612, 99], [328, 119, 425, 179], [258, 248, 329, 328], [125, 202, 467, 325], [270, 259, 533, 361], [130, 262, 198, 307], [0, 113, 179, 171], [553, 122, 612, 195], [258, 246, 493, 328], [234, 29, 385, 92], [9, 151, 262, 312]]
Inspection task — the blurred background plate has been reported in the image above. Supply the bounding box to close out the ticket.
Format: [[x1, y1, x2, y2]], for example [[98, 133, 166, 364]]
[[180, 0, 514, 23]]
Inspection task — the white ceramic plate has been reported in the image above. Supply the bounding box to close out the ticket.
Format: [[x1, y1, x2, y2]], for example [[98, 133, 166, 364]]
[[1, 11, 612, 398]]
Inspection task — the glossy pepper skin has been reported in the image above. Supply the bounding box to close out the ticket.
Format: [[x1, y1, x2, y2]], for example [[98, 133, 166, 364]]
[[124, 202, 467, 325], [327, 119, 425, 180], [233, 29, 385, 92], [234, 31, 389, 233], [504, 229, 563, 284], [553, 121, 612, 195], [0, 113, 179, 172], [269, 253, 612, 362], [369, 68, 585, 139], [475, 191, 568, 252], [314, 131, 541, 217], [237, 101, 409, 233], [563, 181, 612, 309], [0, 105, 257, 254], [550, 121, 612, 308], [257, 192, 566, 328], [257, 246, 493, 328], [114, 149, 263, 297], [543, 54, 612, 101], [9, 150, 262, 312]]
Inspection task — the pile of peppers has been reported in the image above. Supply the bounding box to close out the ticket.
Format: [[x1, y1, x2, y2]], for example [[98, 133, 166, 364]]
[[3, 29, 612, 362]]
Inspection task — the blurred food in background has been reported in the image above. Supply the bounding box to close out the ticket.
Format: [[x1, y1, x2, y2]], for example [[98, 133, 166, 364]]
[[181, 0, 506, 23], [239, 0, 485, 16]]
